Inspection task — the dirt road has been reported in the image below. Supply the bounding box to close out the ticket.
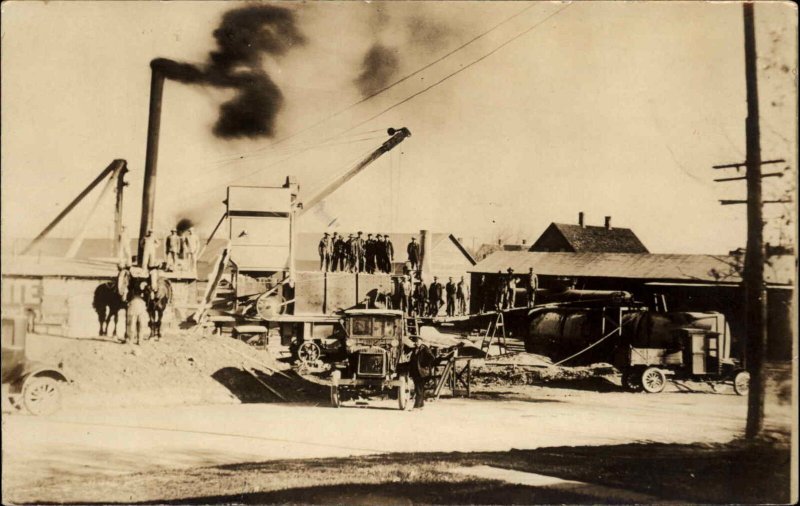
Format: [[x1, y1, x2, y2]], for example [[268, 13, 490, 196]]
[[3, 383, 792, 503]]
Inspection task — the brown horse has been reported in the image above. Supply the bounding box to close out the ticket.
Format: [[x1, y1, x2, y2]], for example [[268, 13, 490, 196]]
[[92, 269, 131, 337], [144, 277, 172, 339]]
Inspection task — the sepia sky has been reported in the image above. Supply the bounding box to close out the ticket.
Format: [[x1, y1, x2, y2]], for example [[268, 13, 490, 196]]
[[1, 1, 796, 254]]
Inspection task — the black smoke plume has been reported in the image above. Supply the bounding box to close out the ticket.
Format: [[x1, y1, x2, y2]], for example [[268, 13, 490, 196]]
[[153, 5, 305, 138], [354, 44, 400, 97], [176, 218, 195, 233]]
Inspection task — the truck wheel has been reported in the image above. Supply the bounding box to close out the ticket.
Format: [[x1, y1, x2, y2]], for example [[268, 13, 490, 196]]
[[397, 374, 416, 411], [733, 371, 750, 396], [623, 370, 643, 392], [641, 367, 666, 393], [23, 376, 62, 416]]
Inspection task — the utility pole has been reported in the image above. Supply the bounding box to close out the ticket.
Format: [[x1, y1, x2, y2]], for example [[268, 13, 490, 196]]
[[712, 3, 789, 440], [742, 1, 767, 439]]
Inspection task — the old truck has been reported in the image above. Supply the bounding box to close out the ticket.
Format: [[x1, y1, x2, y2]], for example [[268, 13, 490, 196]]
[[526, 305, 749, 394], [2, 308, 71, 415], [329, 309, 419, 409]]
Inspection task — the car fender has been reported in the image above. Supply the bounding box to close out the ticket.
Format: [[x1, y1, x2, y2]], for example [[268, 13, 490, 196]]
[[10, 362, 71, 392]]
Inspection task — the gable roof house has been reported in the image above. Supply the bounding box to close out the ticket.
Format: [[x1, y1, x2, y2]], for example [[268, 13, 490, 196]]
[[529, 213, 648, 254]]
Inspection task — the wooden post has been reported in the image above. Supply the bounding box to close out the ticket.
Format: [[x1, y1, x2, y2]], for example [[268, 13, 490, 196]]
[[113, 162, 129, 257], [742, 2, 767, 440]]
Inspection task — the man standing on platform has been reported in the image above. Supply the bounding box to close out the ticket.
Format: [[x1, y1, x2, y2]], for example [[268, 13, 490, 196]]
[[354, 231, 365, 273], [495, 270, 505, 310], [118, 225, 132, 268], [330, 232, 340, 271], [182, 227, 199, 271], [365, 234, 376, 273], [505, 268, 517, 309], [407, 237, 420, 272], [165, 229, 181, 271], [413, 278, 427, 317], [383, 234, 394, 273], [457, 276, 469, 316], [526, 267, 538, 308], [140, 229, 159, 269], [476, 275, 486, 313], [345, 234, 355, 272], [429, 276, 444, 316], [445, 277, 457, 317], [318, 232, 333, 271]]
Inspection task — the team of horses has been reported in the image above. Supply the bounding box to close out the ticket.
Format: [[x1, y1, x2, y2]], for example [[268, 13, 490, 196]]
[[92, 268, 173, 340]]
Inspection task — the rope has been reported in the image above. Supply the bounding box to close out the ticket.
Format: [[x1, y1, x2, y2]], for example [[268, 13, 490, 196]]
[[551, 327, 621, 367]]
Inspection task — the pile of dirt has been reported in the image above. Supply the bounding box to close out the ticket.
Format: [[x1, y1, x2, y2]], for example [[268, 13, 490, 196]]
[[27, 331, 321, 409]]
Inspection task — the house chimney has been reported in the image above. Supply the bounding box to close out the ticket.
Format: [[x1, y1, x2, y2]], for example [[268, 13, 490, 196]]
[[605, 216, 612, 230], [578, 212, 585, 228]]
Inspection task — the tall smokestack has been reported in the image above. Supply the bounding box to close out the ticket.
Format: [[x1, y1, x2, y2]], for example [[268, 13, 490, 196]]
[[420, 229, 432, 279], [578, 212, 585, 228], [605, 216, 612, 230], [137, 61, 165, 263]]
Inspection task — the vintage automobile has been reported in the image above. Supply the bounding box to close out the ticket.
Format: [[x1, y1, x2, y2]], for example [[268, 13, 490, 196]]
[[613, 311, 749, 394], [2, 308, 70, 415], [526, 306, 749, 394], [329, 309, 418, 410]]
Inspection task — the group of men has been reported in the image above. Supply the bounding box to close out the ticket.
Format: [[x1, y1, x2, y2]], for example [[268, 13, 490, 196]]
[[393, 275, 470, 317], [120, 226, 199, 272], [318, 231, 395, 273], [474, 267, 538, 312]]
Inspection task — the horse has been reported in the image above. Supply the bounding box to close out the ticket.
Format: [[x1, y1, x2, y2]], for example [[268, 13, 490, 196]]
[[144, 277, 172, 339], [92, 268, 131, 337]]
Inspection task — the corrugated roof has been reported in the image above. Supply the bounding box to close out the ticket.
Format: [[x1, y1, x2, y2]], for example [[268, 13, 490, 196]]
[[534, 223, 649, 253], [470, 251, 795, 286]]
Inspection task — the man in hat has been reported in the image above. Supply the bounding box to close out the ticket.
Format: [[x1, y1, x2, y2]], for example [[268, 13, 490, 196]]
[[330, 232, 340, 271], [413, 278, 428, 317], [365, 234, 376, 273], [118, 225, 132, 268], [428, 276, 444, 316], [505, 268, 517, 309], [318, 232, 333, 271], [407, 236, 420, 272], [140, 229, 159, 269], [495, 270, 505, 310], [475, 275, 486, 314], [182, 227, 199, 271], [165, 229, 181, 271], [345, 234, 357, 272], [445, 277, 457, 317], [354, 231, 365, 272], [456, 276, 470, 316], [372, 234, 386, 272], [525, 267, 539, 308], [383, 234, 394, 273], [336, 232, 348, 271]]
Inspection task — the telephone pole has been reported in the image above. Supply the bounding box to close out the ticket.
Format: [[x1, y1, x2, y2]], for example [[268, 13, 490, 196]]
[[710, 3, 786, 440], [742, 1, 767, 439]]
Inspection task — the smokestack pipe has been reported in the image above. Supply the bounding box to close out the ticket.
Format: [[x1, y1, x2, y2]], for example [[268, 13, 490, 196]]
[[578, 212, 585, 228], [605, 216, 612, 230], [137, 62, 166, 264]]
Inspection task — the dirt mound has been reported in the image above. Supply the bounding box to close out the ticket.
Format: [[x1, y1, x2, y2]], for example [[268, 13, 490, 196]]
[[472, 354, 614, 387], [26, 331, 314, 409]]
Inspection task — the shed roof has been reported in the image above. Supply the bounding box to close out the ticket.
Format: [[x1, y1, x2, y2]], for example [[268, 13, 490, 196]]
[[534, 223, 649, 253], [471, 251, 795, 286]]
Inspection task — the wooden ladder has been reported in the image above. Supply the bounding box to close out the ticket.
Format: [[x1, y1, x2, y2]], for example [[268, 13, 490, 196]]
[[479, 312, 508, 356]]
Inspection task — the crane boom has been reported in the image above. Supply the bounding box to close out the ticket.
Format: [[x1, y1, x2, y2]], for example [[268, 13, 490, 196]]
[[297, 127, 411, 215]]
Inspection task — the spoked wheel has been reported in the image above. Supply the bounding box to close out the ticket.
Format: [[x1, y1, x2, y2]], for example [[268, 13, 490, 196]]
[[622, 369, 644, 392], [733, 370, 750, 396], [641, 367, 666, 393], [397, 373, 416, 411], [22, 376, 62, 416], [297, 342, 322, 364]]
